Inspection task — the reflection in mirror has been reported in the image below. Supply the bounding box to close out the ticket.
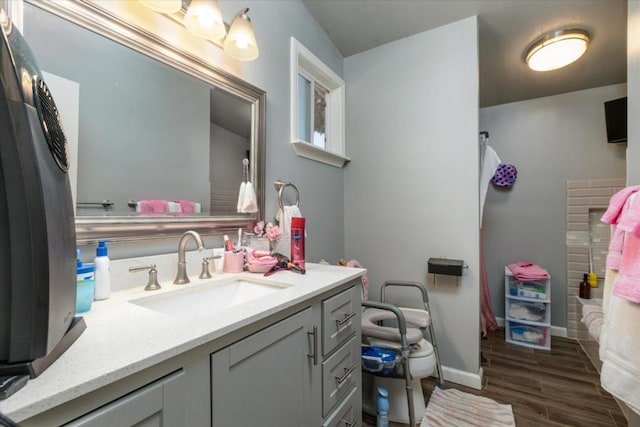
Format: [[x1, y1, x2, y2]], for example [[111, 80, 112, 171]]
[[22, 0, 265, 242]]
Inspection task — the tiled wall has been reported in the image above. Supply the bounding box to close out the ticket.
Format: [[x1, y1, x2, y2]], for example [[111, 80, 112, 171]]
[[566, 178, 626, 339]]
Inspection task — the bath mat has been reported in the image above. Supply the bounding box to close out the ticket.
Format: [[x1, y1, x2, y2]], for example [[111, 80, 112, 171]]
[[421, 387, 515, 427]]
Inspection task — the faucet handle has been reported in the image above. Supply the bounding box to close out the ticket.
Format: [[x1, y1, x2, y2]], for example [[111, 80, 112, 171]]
[[129, 264, 161, 291], [199, 258, 213, 279]]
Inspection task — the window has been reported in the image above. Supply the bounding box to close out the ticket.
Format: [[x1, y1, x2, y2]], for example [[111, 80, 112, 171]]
[[290, 37, 348, 167]]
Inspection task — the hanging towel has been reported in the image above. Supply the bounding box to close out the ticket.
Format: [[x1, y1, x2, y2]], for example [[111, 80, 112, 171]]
[[601, 186, 640, 225], [600, 291, 640, 415], [274, 205, 302, 257], [137, 200, 169, 213], [613, 231, 640, 303], [606, 224, 625, 270], [175, 199, 196, 214], [346, 259, 369, 301], [507, 262, 549, 281], [241, 181, 258, 213], [479, 145, 500, 226], [166, 202, 182, 213]]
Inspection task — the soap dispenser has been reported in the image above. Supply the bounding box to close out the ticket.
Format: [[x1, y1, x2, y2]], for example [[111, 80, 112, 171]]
[[94, 240, 112, 300]]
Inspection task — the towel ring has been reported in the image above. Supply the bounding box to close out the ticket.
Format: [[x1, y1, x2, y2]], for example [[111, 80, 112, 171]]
[[274, 180, 300, 210]]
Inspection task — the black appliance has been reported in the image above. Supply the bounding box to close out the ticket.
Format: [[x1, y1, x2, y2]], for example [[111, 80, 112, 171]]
[[0, 14, 84, 377], [604, 96, 627, 143]]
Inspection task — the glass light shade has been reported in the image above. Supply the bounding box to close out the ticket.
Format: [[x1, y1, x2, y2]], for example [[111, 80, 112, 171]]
[[138, 0, 182, 14], [184, 0, 226, 41], [526, 29, 589, 72], [223, 11, 259, 61]]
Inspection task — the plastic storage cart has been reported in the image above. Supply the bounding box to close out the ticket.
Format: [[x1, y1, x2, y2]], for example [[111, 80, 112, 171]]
[[504, 266, 551, 350]]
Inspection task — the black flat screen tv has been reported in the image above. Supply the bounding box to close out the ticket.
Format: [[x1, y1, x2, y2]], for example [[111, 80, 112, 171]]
[[604, 96, 627, 143], [0, 13, 78, 368]]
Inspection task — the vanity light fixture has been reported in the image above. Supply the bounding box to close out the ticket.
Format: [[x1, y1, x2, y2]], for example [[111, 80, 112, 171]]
[[138, 0, 259, 61], [525, 28, 589, 72], [184, 0, 226, 41], [137, 0, 182, 14]]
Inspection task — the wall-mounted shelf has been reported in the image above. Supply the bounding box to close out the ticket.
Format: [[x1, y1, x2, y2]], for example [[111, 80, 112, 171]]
[[427, 258, 465, 286]]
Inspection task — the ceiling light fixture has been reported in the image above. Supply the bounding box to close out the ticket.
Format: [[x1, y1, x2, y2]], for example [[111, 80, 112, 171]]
[[525, 29, 589, 72], [138, 0, 259, 61]]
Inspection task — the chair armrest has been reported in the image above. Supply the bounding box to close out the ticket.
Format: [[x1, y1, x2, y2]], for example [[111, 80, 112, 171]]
[[381, 281, 429, 304]]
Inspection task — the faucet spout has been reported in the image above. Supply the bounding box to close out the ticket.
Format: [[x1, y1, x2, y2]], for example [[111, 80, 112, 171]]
[[174, 230, 205, 284]]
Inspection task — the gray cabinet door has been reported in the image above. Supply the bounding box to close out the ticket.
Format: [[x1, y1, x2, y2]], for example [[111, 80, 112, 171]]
[[211, 307, 314, 427], [64, 370, 185, 427]]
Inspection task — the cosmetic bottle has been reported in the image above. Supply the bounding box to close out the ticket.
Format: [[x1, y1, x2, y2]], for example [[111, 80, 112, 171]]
[[579, 273, 590, 299], [94, 240, 112, 300], [290, 217, 305, 270]]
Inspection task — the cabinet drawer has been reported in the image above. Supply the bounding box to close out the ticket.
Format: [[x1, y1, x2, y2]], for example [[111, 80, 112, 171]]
[[322, 336, 360, 417], [322, 286, 359, 356], [322, 387, 360, 427]]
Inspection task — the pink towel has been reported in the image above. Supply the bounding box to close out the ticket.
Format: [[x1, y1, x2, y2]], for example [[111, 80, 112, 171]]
[[175, 199, 195, 213], [347, 259, 368, 301], [148, 199, 169, 213], [137, 200, 153, 213], [602, 186, 640, 225], [618, 194, 640, 236], [606, 224, 625, 270], [507, 262, 549, 281], [613, 231, 640, 303], [480, 235, 498, 336]]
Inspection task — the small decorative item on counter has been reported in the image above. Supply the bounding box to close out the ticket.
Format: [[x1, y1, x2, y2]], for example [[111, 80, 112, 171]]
[[253, 221, 282, 252], [290, 217, 305, 270], [223, 250, 245, 273]]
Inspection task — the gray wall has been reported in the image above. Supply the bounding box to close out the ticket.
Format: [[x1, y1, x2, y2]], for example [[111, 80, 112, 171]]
[[479, 84, 627, 329], [24, 5, 210, 216], [344, 17, 481, 382], [628, 0, 640, 185]]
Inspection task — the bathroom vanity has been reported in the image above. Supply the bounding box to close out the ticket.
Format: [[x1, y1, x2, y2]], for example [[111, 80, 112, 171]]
[[0, 263, 363, 426]]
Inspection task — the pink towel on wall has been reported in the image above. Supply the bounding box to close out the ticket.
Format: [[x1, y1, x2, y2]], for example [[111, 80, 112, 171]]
[[618, 194, 640, 236], [614, 231, 640, 303], [602, 186, 640, 225], [480, 234, 498, 336], [137, 200, 153, 213], [346, 259, 368, 301], [175, 199, 195, 213], [507, 262, 549, 281], [606, 224, 625, 270]]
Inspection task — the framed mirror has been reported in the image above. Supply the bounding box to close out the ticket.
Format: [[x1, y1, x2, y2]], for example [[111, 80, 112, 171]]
[[22, 0, 265, 244]]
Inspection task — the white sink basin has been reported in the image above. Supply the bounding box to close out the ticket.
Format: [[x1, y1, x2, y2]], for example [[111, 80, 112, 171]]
[[130, 277, 291, 317]]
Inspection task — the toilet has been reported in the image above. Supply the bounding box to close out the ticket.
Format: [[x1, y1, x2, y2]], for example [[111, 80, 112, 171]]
[[365, 337, 437, 424]]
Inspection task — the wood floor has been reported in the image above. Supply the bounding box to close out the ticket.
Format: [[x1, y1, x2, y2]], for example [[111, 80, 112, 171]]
[[365, 328, 627, 426]]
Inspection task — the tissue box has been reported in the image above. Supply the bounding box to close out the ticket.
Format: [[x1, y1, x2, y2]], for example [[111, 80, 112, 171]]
[[428, 258, 464, 276]]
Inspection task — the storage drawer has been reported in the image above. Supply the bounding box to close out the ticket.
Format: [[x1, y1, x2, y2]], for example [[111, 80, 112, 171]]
[[506, 299, 550, 325], [322, 386, 360, 427], [508, 321, 548, 347], [322, 336, 360, 417], [507, 280, 548, 300], [322, 286, 359, 356]]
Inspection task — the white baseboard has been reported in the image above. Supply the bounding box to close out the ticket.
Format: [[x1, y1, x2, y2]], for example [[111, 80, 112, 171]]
[[442, 365, 483, 390], [495, 317, 567, 338]]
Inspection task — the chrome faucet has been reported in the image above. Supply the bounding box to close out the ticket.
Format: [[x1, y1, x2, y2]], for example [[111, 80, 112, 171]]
[[174, 230, 205, 284]]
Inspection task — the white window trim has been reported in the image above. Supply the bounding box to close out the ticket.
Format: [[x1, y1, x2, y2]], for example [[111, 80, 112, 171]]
[[290, 37, 349, 168]]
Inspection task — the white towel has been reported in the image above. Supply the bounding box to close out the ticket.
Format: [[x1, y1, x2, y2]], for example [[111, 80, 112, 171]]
[[479, 145, 500, 226], [274, 205, 302, 258], [600, 292, 640, 415], [167, 202, 182, 213]]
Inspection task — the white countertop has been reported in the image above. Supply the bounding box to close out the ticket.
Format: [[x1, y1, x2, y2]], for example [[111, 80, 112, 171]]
[[0, 263, 364, 422]]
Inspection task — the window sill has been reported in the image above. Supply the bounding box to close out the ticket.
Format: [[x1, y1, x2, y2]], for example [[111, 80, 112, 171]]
[[291, 140, 350, 168]]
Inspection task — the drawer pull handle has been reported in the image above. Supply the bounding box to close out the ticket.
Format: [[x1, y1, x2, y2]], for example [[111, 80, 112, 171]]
[[334, 365, 356, 385], [343, 420, 356, 427], [307, 326, 318, 365], [335, 312, 356, 328]]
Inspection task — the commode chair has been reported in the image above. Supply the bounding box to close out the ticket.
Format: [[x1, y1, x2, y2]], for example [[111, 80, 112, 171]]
[[362, 281, 443, 426]]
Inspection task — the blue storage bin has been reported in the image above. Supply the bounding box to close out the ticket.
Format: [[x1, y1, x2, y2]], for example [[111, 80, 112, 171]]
[[361, 346, 400, 374]]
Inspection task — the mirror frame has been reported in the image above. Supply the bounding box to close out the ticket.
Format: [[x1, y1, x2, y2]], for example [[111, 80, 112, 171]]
[[24, 0, 266, 244]]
